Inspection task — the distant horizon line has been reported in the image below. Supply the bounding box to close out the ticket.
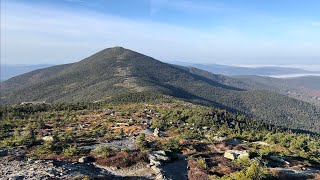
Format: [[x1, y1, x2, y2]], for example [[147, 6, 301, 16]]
[[2, 62, 320, 66]]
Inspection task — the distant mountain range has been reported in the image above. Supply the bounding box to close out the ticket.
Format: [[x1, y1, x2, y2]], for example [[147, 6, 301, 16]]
[[235, 75, 320, 106], [171, 61, 320, 76], [2, 61, 319, 81], [1, 47, 319, 133], [1, 64, 53, 81]]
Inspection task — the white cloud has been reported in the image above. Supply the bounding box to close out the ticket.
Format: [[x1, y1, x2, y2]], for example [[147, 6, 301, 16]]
[[1, 1, 319, 65]]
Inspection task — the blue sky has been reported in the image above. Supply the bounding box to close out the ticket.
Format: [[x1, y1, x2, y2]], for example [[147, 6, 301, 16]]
[[1, 0, 320, 65]]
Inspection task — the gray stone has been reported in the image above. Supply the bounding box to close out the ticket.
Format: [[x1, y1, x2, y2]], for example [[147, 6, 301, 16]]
[[270, 156, 290, 165], [150, 158, 162, 166], [9, 150, 26, 157], [34, 160, 42, 164], [46, 169, 60, 177], [149, 151, 171, 166], [9, 175, 24, 180], [224, 150, 249, 160], [151, 165, 162, 174], [153, 128, 160, 137], [41, 136, 57, 142], [78, 156, 94, 163], [0, 149, 8, 157], [225, 139, 242, 146], [153, 151, 170, 161]]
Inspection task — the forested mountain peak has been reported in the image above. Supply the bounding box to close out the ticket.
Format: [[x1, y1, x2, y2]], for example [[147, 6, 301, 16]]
[[1, 47, 320, 133], [80, 46, 152, 64]]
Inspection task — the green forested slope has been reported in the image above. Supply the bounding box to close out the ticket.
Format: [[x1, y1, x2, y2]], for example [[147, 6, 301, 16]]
[[1, 47, 319, 133]]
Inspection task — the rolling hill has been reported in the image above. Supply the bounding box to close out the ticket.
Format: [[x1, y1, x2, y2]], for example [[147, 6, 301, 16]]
[[1, 47, 320, 133]]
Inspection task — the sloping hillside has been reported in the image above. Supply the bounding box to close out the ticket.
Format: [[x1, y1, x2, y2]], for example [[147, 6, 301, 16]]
[[1, 47, 320, 133], [235, 75, 320, 106]]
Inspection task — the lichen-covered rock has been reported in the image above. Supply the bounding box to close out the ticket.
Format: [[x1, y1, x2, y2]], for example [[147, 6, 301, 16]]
[[41, 136, 57, 142], [224, 150, 249, 160]]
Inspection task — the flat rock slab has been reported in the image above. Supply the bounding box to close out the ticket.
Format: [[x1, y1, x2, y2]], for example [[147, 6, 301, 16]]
[[82, 137, 137, 150], [0, 157, 114, 179]]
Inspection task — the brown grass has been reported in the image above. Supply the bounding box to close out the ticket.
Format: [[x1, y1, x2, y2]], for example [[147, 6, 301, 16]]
[[44, 154, 82, 162], [95, 151, 148, 168], [187, 159, 210, 180], [208, 156, 239, 176]]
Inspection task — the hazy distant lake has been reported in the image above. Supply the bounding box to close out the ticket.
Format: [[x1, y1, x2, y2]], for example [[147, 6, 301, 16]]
[[269, 74, 320, 78]]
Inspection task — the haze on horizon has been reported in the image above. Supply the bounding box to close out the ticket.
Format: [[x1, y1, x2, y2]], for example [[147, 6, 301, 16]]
[[1, 0, 320, 65]]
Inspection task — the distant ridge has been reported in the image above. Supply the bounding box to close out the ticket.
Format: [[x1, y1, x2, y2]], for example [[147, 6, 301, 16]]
[[171, 61, 320, 76], [0, 64, 53, 81], [235, 75, 320, 106], [1, 47, 320, 133]]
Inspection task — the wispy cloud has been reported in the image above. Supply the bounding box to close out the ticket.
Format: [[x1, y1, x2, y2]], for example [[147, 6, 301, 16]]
[[149, 0, 230, 15], [1, 1, 319, 65], [0, 1, 247, 64]]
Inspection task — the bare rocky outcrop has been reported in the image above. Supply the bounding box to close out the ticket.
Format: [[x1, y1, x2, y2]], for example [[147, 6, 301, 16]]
[[148, 151, 188, 180], [149, 151, 171, 166], [0, 157, 114, 179], [148, 151, 171, 180]]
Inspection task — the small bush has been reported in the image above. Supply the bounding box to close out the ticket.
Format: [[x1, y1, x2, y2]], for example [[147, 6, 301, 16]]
[[136, 133, 148, 151], [161, 137, 180, 152], [63, 145, 79, 156], [91, 145, 112, 158], [30, 142, 55, 158], [222, 159, 267, 180]]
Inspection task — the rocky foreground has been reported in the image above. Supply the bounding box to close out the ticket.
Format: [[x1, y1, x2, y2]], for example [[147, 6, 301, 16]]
[[0, 150, 188, 180], [0, 157, 116, 179]]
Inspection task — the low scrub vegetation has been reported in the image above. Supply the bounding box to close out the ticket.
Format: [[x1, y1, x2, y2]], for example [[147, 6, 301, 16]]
[[0, 100, 319, 179]]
